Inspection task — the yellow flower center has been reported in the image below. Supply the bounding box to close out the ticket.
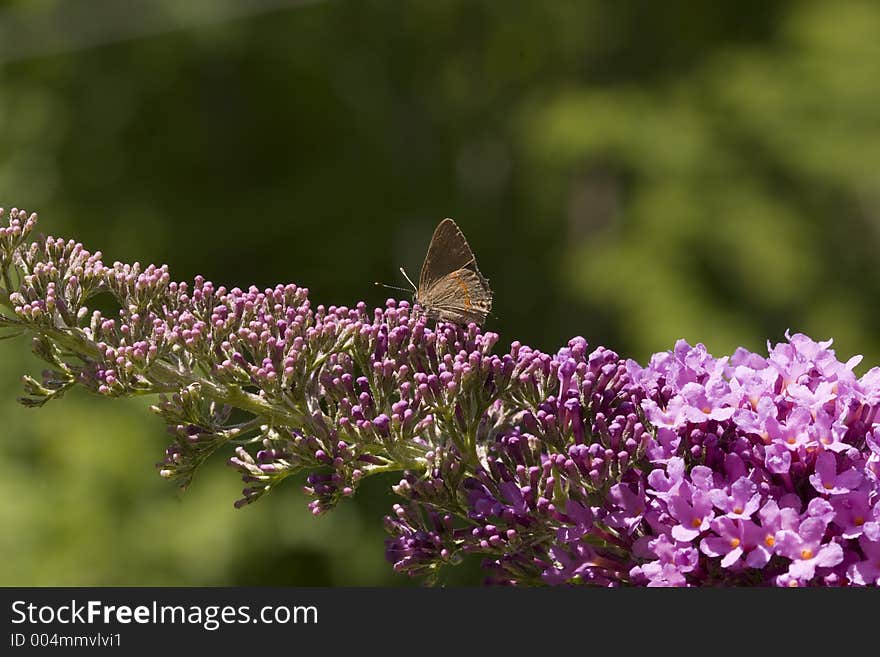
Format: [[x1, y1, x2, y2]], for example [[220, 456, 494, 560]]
[[765, 535, 775, 547], [691, 518, 702, 528], [801, 549, 814, 560], [730, 538, 741, 549]]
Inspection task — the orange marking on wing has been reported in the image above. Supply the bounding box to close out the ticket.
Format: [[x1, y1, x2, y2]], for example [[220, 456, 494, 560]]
[[452, 272, 473, 310]]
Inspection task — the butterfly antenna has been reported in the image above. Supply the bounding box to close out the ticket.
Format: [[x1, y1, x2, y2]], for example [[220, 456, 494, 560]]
[[374, 281, 413, 293], [399, 267, 418, 292]]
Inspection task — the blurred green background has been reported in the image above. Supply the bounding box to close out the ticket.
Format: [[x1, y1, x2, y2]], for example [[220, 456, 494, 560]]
[[2, 0, 880, 586]]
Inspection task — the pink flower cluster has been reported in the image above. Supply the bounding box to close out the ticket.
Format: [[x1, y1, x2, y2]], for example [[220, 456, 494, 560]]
[[4, 207, 880, 586], [621, 333, 880, 586]]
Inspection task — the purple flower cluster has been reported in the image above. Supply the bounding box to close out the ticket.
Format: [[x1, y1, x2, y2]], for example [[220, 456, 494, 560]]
[[383, 341, 651, 583], [228, 298, 513, 514], [2, 207, 879, 586], [619, 335, 880, 586]]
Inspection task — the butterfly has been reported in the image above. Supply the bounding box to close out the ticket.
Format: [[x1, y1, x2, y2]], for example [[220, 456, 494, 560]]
[[398, 218, 493, 327]]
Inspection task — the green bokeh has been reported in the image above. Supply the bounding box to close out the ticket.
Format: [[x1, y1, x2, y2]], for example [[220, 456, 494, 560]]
[[1, 0, 878, 585]]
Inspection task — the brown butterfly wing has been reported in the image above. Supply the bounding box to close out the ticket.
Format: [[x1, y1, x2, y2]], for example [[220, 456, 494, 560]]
[[419, 268, 493, 326], [416, 218, 493, 326], [418, 218, 478, 292]]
